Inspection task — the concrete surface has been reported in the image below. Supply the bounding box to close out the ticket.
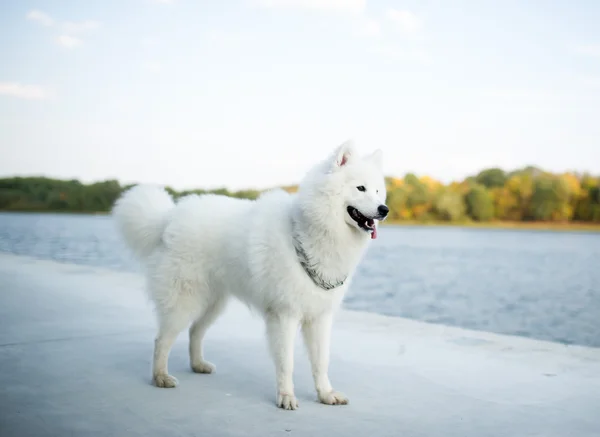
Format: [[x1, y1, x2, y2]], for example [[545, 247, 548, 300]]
[[0, 252, 599, 437]]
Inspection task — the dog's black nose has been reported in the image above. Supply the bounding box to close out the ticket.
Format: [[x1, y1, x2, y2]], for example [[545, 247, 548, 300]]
[[378, 205, 389, 217]]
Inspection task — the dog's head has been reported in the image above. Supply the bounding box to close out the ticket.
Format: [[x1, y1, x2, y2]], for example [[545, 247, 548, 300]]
[[299, 141, 388, 239]]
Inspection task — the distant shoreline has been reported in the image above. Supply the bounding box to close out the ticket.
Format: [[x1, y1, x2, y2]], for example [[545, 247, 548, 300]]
[[384, 219, 600, 233], [2, 210, 600, 233]]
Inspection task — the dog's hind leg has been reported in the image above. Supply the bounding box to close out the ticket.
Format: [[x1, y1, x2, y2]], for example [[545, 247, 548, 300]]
[[302, 312, 348, 405], [152, 309, 190, 388], [189, 296, 228, 374]]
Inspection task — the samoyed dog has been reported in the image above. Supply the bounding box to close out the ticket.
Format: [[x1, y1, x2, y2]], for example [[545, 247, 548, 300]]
[[112, 141, 388, 410]]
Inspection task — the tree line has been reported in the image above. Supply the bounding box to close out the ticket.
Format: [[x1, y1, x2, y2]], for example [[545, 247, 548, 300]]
[[385, 167, 600, 223], [0, 166, 599, 223]]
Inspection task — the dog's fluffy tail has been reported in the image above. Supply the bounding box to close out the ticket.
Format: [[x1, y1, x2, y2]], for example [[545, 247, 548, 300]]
[[112, 184, 175, 260]]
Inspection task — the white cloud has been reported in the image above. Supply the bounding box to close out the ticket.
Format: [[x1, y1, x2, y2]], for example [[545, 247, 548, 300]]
[[252, 0, 377, 39], [26, 10, 100, 49], [580, 76, 600, 88], [207, 29, 246, 44], [477, 89, 596, 107], [143, 61, 163, 72], [371, 45, 431, 64], [141, 37, 160, 49], [63, 20, 101, 34], [481, 89, 559, 101], [57, 35, 83, 49], [0, 82, 52, 100], [386, 9, 422, 35], [251, 0, 365, 13], [153, 0, 176, 3], [356, 18, 381, 38], [573, 45, 600, 57], [26, 9, 54, 27]]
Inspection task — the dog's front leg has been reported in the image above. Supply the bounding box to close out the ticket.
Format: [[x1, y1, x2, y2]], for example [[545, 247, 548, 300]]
[[266, 313, 300, 410], [302, 312, 348, 405]]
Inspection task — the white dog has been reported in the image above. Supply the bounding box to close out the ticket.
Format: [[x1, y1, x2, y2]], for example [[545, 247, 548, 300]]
[[112, 141, 388, 410]]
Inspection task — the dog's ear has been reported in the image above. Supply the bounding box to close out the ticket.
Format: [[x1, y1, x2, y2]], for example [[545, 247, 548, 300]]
[[330, 140, 356, 171], [367, 149, 383, 169]]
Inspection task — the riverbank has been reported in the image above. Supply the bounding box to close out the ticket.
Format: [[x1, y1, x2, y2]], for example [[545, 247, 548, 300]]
[[2, 209, 600, 233], [384, 219, 600, 232], [1, 253, 599, 436]]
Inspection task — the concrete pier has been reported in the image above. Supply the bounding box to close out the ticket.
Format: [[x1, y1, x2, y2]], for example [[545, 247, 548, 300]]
[[1, 253, 599, 436]]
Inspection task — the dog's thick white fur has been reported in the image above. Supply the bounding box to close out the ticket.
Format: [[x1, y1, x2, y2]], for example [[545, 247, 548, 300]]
[[112, 141, 388, 410]]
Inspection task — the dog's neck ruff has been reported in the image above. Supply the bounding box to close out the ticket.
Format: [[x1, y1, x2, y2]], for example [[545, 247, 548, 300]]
[[291, 220, 346, 291], [293, 235, 346, 290]]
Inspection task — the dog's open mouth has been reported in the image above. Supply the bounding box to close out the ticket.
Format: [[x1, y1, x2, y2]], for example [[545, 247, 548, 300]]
[[347, 206, 377, 239]]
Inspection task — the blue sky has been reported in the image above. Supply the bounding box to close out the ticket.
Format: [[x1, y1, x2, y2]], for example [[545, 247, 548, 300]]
[[1, 0, 599, 190]]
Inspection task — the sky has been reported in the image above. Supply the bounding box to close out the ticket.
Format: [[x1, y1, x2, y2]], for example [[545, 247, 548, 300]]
[[1, 0, 599, 191]]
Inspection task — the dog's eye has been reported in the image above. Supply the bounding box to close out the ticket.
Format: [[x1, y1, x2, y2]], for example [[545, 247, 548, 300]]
[[357, 186, 366, 192]]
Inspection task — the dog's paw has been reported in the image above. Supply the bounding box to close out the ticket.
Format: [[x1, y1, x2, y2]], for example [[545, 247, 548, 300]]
[[318, 390, 349, 405], [277, 392, 299, 410], [191, 360, 216, 374], [153, 373, 179, 388]]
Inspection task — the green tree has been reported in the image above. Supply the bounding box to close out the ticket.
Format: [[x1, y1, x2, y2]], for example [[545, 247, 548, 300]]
[[465, 185, 494, 221], [475, 168, 507, 188], [434, 190, 466, 221], [589, 187, 600, 222], [403, 174, 431, 219], [386, 187, 409, 220], [529, 177, 571, 221]]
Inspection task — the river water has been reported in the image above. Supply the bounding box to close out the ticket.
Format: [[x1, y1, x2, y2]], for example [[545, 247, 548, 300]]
[[1, 212, 598, 347]]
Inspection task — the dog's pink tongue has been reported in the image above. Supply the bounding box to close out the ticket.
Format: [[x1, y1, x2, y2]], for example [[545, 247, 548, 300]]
[[371, 225, 378, 239]]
